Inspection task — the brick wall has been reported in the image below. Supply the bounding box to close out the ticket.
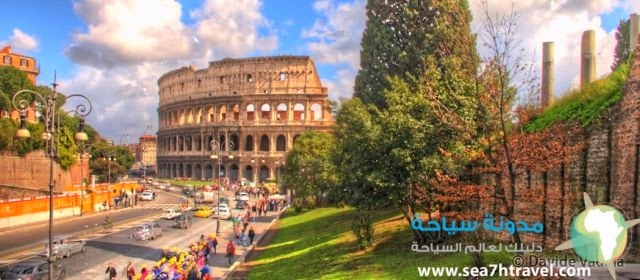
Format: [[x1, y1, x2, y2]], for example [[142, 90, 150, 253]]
[[0, 150, 89, 194]]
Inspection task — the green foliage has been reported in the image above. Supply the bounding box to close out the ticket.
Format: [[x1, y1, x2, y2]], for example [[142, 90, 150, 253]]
[[89, 140, 135, 182], [525, 63, 630, 132], [354, 0, 478, 108], [283, 131, 338, 208], [56, 125, 78, 169], [612, 19, 630, 71], [0, 66, 35, 111]]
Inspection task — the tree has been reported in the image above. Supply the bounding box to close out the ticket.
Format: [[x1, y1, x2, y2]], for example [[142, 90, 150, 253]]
[[612, 19, 630, 71], [354, 0, 477, 108], [0, 66, 35, 111], [89, 140, 135, 182], [282, 131, 338, 209]]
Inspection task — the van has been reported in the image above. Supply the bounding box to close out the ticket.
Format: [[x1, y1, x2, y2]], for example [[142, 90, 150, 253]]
[[162, 208, 181, 220]]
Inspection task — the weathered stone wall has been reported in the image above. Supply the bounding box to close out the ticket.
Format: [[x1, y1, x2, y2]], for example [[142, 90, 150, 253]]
[[0, 150, 88, 195], [498, 43, 640, 254]]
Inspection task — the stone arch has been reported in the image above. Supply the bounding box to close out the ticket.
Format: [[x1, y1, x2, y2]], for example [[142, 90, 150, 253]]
[[244, 165, 253, 180], [276, 135, 286, 151], [185, 163, 192, 178], [232, 104, 240, 120], [194, 163, 202, 180], [187, 108, 194, 124], [311, 103, 322, 121], [261, 103, 271, 120], [293, 103, 305, 120], [179, 109, 186, 124], [171, 163, 177, 178], [185, 135, 192, 151], [259, 165, 269, 182], [206, 135, 214, 151], [207, 106, 215, 122], [178, 163, 184, 177], [276, 103, 287, 120], [195, 135, 202, 151], [230, 164, 239, 182], [219, 134, 227, 151], [196, 108, 203, 123], [260, 135, 269, 152], [245, 135, 254, 151], [219, 105, 227, 121], [230, 134, 239, 151], [246, 104, 255, 121], [178, 136, 184, 151], [205, 163, 213, 180]]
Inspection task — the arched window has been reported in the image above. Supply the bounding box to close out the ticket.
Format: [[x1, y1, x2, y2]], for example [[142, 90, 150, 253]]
[[277, 103, 287, 121], [232, 104, 240, 120], [276, 135, 286, 151], [246, 104, 255, 121], [260, 135, 269, 151], [293, 103, 304, 120], [260, 165, 269, 182], [311, 103, 322, 120], [261, 103, 271, 120], [245, 135, 254, 151], [230, 134, 239, 151], [219, 105, 227, 121], [207, 106, 215, 122]]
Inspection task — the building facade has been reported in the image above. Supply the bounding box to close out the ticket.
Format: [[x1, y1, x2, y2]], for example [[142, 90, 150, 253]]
[[1, 46, 39, 84], [156, 56, 334, 183], [137, 134, 157, 168]]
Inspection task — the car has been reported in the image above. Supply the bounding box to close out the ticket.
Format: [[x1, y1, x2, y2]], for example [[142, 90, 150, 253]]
[[140, 191, 154, 201], [162, 208, 182, 220], [219, 196, 230, 205], [235, 192, 248, 201], [1, 260, 66, 280], [44, 237, 86, 259], [131, 222, 162, 240], [235, 201, 248, 210], [174, 214, 192, 229], [215, 208, 232, 220], [194, 206, 213, 218], [217, 203, 230, 212]]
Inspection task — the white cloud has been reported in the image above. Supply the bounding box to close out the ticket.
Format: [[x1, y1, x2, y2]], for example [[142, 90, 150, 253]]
[[471, 0, 621, 97], [302, 0, 365, 99], [63, 0, 275, 141], [66, 0, 192, 67], [190, 0, 277, 57], [0, 29, 38, 52]]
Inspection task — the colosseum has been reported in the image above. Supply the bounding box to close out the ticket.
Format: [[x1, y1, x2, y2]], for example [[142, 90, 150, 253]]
[[156, 56, 334, 184]]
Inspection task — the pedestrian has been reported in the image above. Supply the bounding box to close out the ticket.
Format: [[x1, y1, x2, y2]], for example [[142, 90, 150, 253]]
[[104, 262, 117, 280], [226, 240, 236, 264], [210, 236, 218, 254], [126, 260, 136, 280], [187, 262, 199, 280], [248, 226, 255, 244]]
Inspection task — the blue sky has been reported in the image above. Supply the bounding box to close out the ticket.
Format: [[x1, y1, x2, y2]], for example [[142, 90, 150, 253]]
[[1, 0, 638, 143]]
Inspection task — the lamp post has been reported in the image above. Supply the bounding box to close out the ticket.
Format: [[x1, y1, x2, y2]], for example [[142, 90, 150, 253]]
[[12, 79, 92, 280], [119, 134, 129, 145], [79, 144, 91, 216], [210, 137, 234, 234]]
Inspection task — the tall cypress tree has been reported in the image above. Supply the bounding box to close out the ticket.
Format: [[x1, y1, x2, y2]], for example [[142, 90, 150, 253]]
[[354, 0, 478, 108], [612, 19, 630, 71]]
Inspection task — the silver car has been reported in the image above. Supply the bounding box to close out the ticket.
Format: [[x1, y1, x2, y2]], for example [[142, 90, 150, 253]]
[[1, 260, 65, 280], [43, 237, 87, 259], [131, 222, 162, 241]]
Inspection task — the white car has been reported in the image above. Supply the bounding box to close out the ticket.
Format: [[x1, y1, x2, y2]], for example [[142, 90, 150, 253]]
[[140, 191, 154, 201], [236, 192, 249, 201], [162, 208, 182, 220], [217, 203, 230, 211], [216, 208, 232, 220]]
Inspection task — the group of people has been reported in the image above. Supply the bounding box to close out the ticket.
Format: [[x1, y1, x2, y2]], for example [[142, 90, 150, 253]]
[[104, 233, 230, 280]]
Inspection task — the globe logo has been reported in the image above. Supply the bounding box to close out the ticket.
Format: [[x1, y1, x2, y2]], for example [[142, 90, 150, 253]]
[[556, 193, 640, 280]]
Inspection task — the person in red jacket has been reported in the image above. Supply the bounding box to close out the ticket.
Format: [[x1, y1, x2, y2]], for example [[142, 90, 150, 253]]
[[226, 240, 236, 264]]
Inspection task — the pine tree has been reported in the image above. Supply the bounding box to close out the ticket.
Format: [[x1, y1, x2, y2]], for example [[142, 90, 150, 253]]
[[354, 0, 478, 108], [612, 19, 630, 71]]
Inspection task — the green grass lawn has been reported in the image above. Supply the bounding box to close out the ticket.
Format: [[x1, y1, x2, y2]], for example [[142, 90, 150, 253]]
[[248, 208, 513, 280]]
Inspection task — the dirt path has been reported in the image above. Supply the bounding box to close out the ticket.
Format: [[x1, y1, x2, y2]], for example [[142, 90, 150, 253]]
[[229, 220, 280, 280]]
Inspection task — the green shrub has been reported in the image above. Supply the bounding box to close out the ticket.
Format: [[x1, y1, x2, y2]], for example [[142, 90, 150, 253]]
[[525, 62, 630, 132]]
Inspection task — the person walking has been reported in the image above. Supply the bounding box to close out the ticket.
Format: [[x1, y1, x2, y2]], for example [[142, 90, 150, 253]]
[[226, 240, 236, 264], [105, 262, 117, 280], [125, 261, 136, 280], [248, 226, 256, 245], [210, 236, 218, 254]]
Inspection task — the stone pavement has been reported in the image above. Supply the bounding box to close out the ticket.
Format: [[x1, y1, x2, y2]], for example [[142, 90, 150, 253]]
[[67, 207, 283, 280]]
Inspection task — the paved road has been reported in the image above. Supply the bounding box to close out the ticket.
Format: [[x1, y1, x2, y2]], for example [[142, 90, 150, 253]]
[[0, 188, 187, 262]]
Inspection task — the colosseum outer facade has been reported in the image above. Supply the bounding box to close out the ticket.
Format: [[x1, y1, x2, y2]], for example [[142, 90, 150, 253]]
[[157, 56, 334, 183]]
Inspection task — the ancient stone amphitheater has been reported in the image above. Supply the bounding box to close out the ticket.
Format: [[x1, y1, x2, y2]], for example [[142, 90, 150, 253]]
[[156, 56, 334, 183]]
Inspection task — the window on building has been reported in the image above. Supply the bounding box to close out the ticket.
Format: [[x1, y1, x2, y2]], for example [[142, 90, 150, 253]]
[[20, 59, 28, 67], [247, 74, 253, 82], [3, 56, 10, 64], [279, 72, 287, 81], [219, 76, 224, 84]]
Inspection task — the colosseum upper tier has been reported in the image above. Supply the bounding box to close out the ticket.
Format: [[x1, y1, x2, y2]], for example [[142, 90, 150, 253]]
[[157, 56, 334, 183]]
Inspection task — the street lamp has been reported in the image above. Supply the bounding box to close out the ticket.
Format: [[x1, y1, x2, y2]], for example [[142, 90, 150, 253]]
[[12, 79, 92, 280], [79, 144, 91, 216], [210, 137, 234, 234], [119, 134, 129, 145]]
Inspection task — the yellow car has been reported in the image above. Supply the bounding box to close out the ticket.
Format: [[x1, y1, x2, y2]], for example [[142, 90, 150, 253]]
[[194, 206, 213, 218]]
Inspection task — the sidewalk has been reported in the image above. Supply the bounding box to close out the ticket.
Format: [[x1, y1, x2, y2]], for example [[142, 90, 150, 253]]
[[67, 207, 284, 280]]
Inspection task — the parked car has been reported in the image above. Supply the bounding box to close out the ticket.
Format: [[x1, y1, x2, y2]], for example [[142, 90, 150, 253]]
[[140, 191, 154, 201], [194, 206, 213, 218], [174, 214, 192, 229], [162, 208, 182, 220], [45, 237, 86, 259], [1, 260, 65, 280], [215, 208, 232, 220], [131, 223, 162, 241]]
